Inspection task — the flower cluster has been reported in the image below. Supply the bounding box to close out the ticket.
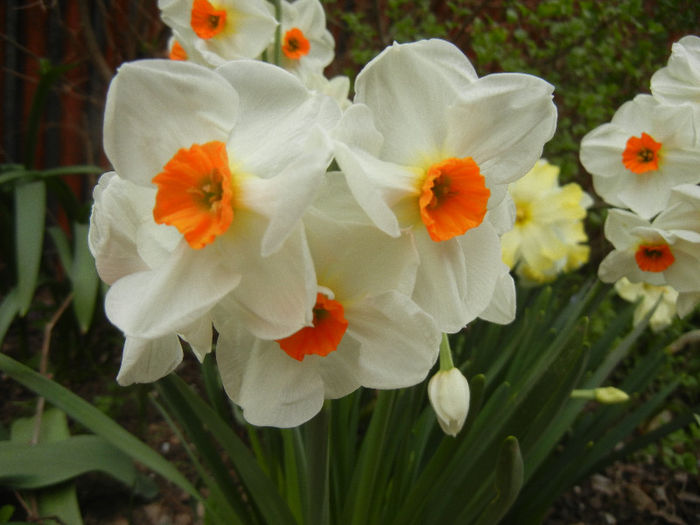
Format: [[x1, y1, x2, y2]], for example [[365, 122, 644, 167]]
[[500, 159, 592, 284], [89, 0, 557, 427], [580, 35, 700, 329]]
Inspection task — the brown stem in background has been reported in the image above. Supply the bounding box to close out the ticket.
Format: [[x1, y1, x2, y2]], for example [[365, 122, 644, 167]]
[[76, 0, 113, 84], [30, 293, 73, 446]]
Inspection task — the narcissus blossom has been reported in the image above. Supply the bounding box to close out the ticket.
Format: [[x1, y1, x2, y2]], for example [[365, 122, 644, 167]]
[[159, 0, 277, 66], [216, 184, 441, 427], [598, 186, 700, 293], [265, 0, 334, 77], [580, 94, 700, 219], [651, 35, 700, 118], [333, 39, 557, 332], [96, 59, 340, 352], [614, 277, 679, 332], [501, 159, 592, 283], [89, 173, 215, 384]]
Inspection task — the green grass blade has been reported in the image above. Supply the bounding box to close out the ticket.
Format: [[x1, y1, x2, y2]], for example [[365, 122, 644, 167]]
[[0, 435, 156, 496], [71, 223, 99, 332], [470, 436, 524, 525], [161, 374, 298, 525], [14, 181, 46, 315], [0, 289, 19, 344], [0, 353, 199, 500]]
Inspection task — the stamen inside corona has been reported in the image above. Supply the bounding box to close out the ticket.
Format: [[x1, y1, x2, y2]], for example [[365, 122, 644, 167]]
[[152, 141, 233, 249], [277, 293, 348, 361], [419, 157, 490, 242], [634, 242, 675, 272], [282, 28, 311, 60], [169, 40, 188, 61], [191, 0, 227, 40], [622, 132, 662, 174]]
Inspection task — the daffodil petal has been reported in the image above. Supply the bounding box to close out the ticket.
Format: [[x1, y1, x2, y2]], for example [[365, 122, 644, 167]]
[[217, 328, 325, 428], [105, 241, 241, 339], [104, 59, 238, 187], [116, 334, 183, 386]]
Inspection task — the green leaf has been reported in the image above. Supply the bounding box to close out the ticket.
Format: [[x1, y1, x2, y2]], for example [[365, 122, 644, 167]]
[[471, 436, 524, 525], [0, 505, 14, 522], [71, 223, 99, 332], [10, 408, 82, 525], [47, 226, 72, 284], [158, 374, 297, 525], [14, 181, 46, 315], [0, 165, 103, 187], [0, 289, 19, 344], [0, 353, 200, 501], [0, 435, 156, 496]]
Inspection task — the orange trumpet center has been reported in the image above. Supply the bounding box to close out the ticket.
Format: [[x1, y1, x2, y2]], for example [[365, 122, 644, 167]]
[[169, 40, 188, 61], [419, 157, 490, 242], [282, 28, 310, 60], [622, 132, 662, 174], [152, 141, 234, 250], [634, 243, 675, 272], [277, 293, 348, 361], [191, 0, 227, 40]]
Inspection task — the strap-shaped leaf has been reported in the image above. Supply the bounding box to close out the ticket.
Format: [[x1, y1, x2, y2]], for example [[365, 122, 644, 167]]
[[0, 435, 156, 497]]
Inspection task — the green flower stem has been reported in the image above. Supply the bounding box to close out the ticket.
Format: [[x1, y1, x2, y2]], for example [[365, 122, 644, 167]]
[[570, 389, 596, 400], [273, 0, 282, 66], [438, 333, 454, 371]]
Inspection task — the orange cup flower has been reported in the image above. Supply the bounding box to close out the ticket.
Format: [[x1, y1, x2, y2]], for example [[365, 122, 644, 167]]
[[419, 157, 490, 242], [277, 293, 348, 361], [152, 141, 234, 249], [622, 132, 662, 174]]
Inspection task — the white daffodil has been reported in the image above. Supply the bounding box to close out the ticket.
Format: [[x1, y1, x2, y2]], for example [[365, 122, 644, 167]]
[[580, 94, 700, 219], [264, 0, 334, 78], [89, 173, 214, 384], [651, 35, 700, 119], [159, 0, 277, 67], [614, 277, 679, 332], [598, 199, 700, 293], [215, 178, 441, 427], [500, 159, 591, 283], [96, 59, 341, 349], [332, 39, 557, 332]]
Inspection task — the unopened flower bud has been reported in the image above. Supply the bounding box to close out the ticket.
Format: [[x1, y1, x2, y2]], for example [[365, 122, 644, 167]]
[[594, 386, 629, 404], [428, 367, 470, 437]]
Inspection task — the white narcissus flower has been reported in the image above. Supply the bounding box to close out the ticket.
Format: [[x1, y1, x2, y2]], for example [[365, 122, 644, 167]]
[[500, 159, 592, 283], [598, 187, 700, 293], [264, 0, 335, 78], [651, 35, 700, 118], [89, 173, 215, 384], [428, 367, 470, 437], [333, 39, 557, 333], [95, 59, 341, 362], [614, 277, 679, 332], [158, 0, 277, 67], [580, 94, 700, 220], [215, 180, 441, 427]]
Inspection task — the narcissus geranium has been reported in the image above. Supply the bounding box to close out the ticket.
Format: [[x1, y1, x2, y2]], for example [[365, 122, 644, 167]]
[[94, 59, 340, 361], [333, 39, 557, 332]]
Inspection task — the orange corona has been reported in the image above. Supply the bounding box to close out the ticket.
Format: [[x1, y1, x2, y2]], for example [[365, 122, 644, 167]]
[[282, 28, 310, 60], [152, 141, 234, 249], [419, 157, 490, 242], [634, 243, 675, 272], [622, 132, 662, 174], [169, 40, 188, 61], [277, 293, 348, 361], [191, 0, 227, 40]]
